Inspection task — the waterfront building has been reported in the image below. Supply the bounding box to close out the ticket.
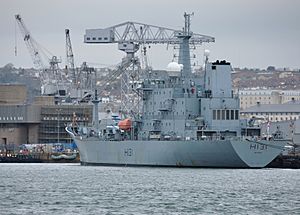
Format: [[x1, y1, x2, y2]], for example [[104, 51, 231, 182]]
[[0, 84, 27, 104], [238, 89, 300, 110], [0, 84, 93, 149], [240, 103, 300, 122]]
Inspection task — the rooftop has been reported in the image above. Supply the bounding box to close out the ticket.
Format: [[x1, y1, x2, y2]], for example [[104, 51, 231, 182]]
[[241, 103, 300, 113]]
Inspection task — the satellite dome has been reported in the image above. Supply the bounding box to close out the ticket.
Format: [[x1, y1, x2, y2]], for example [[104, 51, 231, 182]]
[[167, 62, 182, 72], [204, 49, 210, 57]]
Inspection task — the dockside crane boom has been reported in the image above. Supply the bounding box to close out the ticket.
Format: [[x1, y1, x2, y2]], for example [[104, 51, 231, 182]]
[[15, 14, 62, 84], [65, 29, 76, 84], [15, 14, 46, 70]]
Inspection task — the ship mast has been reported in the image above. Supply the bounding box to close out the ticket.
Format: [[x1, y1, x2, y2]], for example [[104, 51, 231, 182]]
[[92, 90, 100, 132]]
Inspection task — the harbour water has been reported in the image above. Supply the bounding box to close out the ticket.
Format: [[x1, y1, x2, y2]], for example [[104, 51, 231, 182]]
[[0, 164, 299, 215]]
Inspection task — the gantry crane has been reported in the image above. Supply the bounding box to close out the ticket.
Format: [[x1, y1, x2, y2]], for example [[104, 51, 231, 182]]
[[84, 13, 215, 116]]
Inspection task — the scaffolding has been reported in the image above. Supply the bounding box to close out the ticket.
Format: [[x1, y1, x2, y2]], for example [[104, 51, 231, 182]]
[[38, 105, 92, 144]]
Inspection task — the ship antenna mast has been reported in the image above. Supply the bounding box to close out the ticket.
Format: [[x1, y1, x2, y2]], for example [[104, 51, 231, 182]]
[[177, 12, 194, 79], [203, 49, 210, 91], [184, 12, 194, 36], [92, 89, 100, 132]]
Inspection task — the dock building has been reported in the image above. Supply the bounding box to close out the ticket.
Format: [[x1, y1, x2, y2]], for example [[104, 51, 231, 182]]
[[240, 103, 300, 122], [239, 89, 300, 110], [0, 84, 92, 149]]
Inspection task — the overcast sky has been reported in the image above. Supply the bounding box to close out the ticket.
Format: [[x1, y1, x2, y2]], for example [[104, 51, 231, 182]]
[[1, 0, 299, 70]]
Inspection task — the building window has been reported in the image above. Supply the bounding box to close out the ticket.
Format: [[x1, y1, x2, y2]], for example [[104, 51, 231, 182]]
[[217, 110, 221, 120], [213, 110, 216, 120]]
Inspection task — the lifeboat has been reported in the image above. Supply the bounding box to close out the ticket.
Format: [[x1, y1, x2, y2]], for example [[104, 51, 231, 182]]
[[118, 118, 132, 130]]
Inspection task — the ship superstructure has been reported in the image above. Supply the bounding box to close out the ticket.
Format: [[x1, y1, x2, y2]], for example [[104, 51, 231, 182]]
[[138, 60, 240, 142]]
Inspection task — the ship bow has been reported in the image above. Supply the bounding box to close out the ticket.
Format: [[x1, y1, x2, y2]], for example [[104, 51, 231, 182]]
[[231, 140, 286, 168]]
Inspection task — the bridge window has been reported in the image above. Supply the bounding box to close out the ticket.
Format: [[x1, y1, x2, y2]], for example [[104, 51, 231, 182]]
[[226, 110, 230, 120], [231, 110, 234, 120], [217, 110, 221, 120], [235, 110, 239, 120], [222, 110, 225, 120]]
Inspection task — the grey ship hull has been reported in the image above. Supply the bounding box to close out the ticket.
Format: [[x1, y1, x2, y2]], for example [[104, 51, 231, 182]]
[[71, 134, 286, 168]]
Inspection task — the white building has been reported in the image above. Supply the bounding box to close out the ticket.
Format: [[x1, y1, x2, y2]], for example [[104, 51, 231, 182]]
[[238, 89, 300, 110], [240, 103, 300, 122]]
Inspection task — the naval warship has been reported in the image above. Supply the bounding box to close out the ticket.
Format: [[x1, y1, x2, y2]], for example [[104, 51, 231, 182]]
[[66, 15, 288, 168]]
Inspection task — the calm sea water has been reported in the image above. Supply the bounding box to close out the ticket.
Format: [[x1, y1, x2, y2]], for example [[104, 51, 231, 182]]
[[0, 164, 299, 215]]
